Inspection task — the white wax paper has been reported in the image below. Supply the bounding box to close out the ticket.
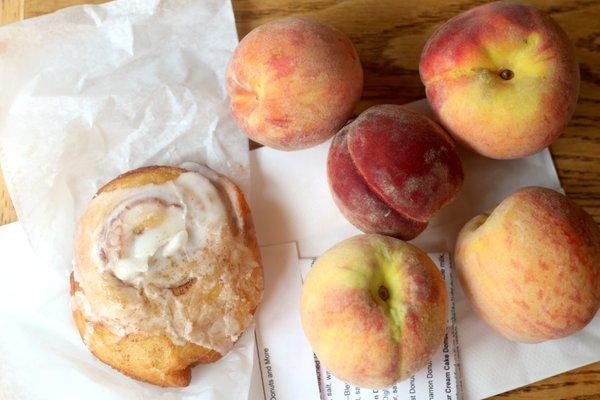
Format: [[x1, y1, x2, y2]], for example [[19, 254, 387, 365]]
[[0, 222, 256, 400], [248, 99, 600, 399], [249, 99, 563, 257], [0, 0, 256, 398]]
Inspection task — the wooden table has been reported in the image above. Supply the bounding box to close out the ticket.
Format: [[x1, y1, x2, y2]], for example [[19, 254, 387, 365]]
[[1, 0, 599, 398]]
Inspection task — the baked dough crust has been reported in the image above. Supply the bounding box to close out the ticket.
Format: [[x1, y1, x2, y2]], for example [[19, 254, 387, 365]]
[[70, 165, 263, 387]]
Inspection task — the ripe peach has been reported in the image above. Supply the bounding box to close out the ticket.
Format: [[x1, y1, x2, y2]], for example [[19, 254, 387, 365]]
[[327, 104, 464, 240], [300, 234, 448, 388], [226, 17, 363, 150], [420, 1, 579, 159], [456, 187, 600, 343]]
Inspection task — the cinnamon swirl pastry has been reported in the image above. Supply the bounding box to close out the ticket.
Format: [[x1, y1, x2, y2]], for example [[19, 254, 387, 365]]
[[70, 165, 263, 387]]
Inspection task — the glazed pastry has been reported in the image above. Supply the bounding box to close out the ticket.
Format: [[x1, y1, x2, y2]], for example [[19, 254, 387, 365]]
[[70, 165, 263, 387]]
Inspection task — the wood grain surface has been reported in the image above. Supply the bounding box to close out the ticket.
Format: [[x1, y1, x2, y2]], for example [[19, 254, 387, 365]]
[[1, 0, 599, 399]]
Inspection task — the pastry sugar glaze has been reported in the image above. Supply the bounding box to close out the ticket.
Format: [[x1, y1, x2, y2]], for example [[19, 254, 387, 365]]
[[72, 169, 262, 356]]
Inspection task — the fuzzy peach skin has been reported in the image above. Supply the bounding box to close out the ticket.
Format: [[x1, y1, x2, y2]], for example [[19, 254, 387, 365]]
[[327, 105, 464, 240], [455, 187, 600, 343], [226, 17, 363, 150], [300, 234, 448, 388], [420, 1, 579, 159]]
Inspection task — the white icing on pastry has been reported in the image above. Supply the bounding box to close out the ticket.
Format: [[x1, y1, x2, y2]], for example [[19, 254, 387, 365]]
[[72, 170, 262, 355], [97, 173, 230, 287]]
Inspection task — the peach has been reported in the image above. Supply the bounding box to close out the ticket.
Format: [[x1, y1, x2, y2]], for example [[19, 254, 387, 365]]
[[420, 1, 579, 159], [226, 17, 363, 150], [300, 234, 448, 388], [327, 105, 464, 240], [455, 187, 600, 343]]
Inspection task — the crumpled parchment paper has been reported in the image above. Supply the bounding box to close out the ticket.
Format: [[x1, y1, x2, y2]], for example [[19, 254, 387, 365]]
[[0, 0, 256, 398]]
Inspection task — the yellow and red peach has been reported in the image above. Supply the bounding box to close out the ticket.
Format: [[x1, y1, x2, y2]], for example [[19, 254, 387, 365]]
[[327, 105, 464, 240], [300, 234, 448, 388], [455, 187, 600, 343], [226, 17, 363, 150], [420, 1, 579, 159]]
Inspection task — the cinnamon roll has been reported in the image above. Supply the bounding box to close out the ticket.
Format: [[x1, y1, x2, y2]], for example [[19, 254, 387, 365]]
[[70, 165, 263, 387]]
